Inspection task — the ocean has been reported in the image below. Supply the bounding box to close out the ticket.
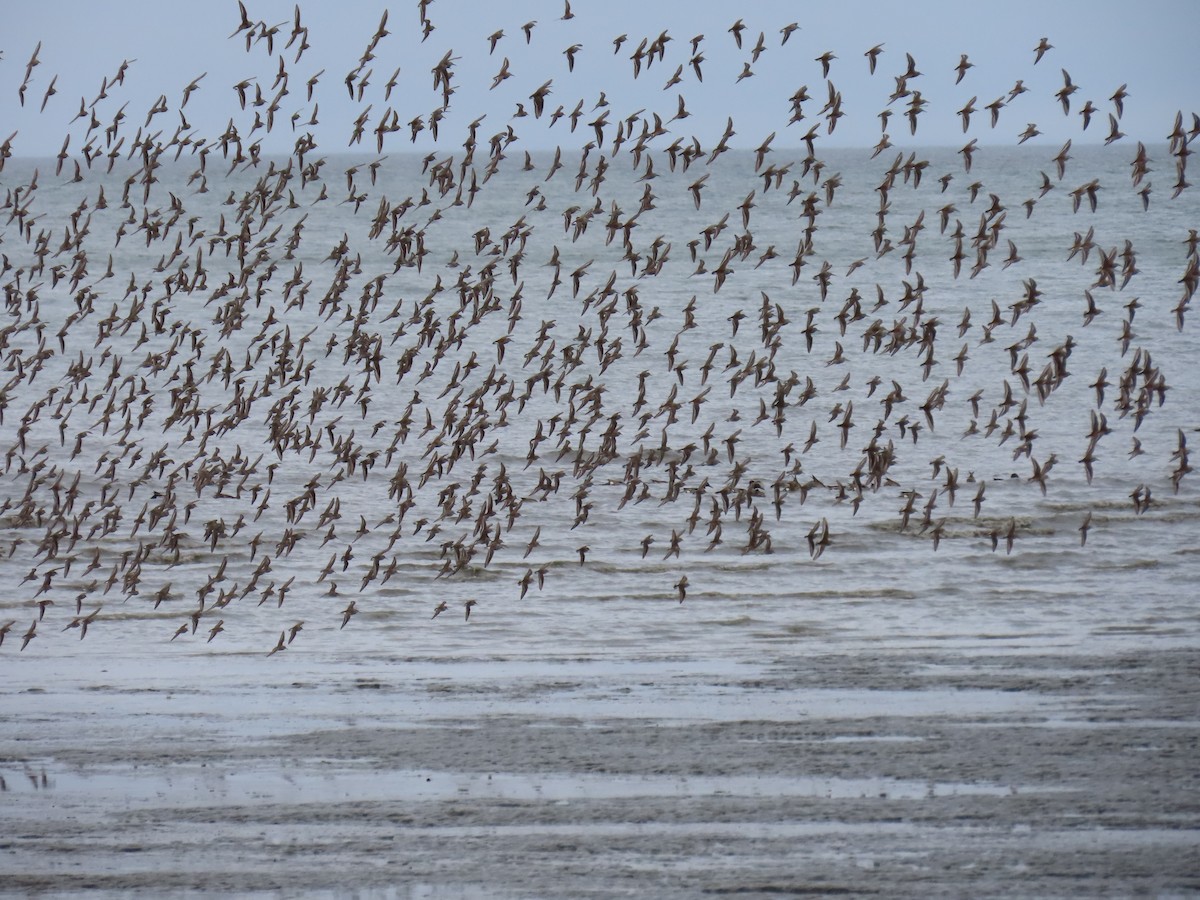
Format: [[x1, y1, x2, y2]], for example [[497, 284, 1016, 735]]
[[1, 140, 1196, 653]]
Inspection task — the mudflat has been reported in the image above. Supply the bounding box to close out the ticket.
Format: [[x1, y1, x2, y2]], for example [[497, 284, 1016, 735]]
[[3, 612, 1197, 898]]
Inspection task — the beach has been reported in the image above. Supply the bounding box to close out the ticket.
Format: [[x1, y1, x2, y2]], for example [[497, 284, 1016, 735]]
[[4, 589, 1198, 898]]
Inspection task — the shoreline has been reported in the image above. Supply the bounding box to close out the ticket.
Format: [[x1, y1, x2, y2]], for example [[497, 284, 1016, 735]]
[[4, 634, 1197, 898]]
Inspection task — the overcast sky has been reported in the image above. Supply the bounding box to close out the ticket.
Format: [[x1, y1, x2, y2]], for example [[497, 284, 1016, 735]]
[[2, 0, 1196, 159]]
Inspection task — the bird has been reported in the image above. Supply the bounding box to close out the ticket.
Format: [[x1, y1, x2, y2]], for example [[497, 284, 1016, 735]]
[[39, 74, 58, 113], [1110, 83, 1129, 118], [954, 54, 973, 84], [864, 44, 884, 74], [1078, 100, 1097, 130], [728, 18, 746, 48], [1053, 139, 1073, 179], [491, 57, 512, 90], [1104, 114, 1125, 145], [0, 5, 1181, 667], [958, 96, 976, 133], [563, 44, 582, 72], [1056, 69, 1078, 114]]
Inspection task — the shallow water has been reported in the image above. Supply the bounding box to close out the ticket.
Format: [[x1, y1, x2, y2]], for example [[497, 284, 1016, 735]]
[[3, 632, 1198, 897]]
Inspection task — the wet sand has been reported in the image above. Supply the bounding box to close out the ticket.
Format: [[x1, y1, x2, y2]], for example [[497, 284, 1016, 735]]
[[3, 613, 1198, 899]]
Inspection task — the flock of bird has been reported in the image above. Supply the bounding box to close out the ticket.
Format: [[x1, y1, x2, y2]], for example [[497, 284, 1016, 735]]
[[0, 1, 1196, 654]]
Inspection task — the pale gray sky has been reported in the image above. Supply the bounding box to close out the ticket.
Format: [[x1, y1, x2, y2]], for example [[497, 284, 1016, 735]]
[[2, 0, 1196, 158]]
